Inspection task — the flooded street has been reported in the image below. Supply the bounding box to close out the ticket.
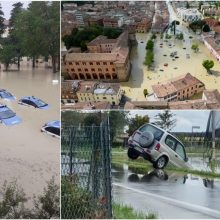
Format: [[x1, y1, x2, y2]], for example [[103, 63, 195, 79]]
[[0, 61, 60, 200], [121, 2, 220, 101], [113, 166, 220, 218]]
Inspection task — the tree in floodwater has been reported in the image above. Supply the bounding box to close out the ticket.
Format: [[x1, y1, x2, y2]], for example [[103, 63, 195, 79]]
[[9, 2, 24, 70], [12, 1, 60, 72], [202, 60, 214, 74], [0, 3, 5, 36], [154, 110, 176, 131], [0, 38, 17, 71]]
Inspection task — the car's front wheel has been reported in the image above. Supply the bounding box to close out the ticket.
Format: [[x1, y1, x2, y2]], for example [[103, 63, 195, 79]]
[[127, 148, 139, 160], [153, 156, 168, 169]]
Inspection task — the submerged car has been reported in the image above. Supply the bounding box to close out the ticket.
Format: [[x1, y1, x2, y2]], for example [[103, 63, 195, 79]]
[[127, 123, 190, 169], [0, 89, 16, 100], [0, 104, 22, 126], [41, 120, 60, 138], [18, 96, 49, 109]]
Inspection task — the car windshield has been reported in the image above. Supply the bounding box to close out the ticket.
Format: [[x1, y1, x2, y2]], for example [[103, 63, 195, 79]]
[[139, 124, 164, 141], [1, 91, 13, 98], [35, 99, 47, 107], [0, 109, 16, 119]]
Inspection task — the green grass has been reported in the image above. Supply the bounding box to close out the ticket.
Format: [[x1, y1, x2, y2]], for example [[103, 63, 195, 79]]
[[112, 148, 220, 178], [113, 203, 157, 219]]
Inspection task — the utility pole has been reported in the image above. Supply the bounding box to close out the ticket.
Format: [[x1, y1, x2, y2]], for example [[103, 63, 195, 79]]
[[211, 111, 216, 160]]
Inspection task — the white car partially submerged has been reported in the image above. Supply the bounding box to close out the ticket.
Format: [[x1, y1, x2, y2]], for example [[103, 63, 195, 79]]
[[128, 123, 191, 169]]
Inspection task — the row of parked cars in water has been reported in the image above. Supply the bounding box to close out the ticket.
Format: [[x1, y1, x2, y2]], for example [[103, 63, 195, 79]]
[[0, 89, 60, 138]]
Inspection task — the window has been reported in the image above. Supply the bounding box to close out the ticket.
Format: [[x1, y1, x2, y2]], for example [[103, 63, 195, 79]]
[[91, 68, 95, 72], [165, 135, 176, 150], [175, 143, 186, 160], [71, 68, 75, 72], [75, 62, 79, 65], [85, 68, 88, 72], [89, 62, 93, 65], [96, 62, 100, 65], [106, 68, 109, 71], [112, 68, 115, 71], [82, 62, 86, 65], [69, 62, 72, 65], [187, 89, 189, 92], [98, 68, 102, 71], [45, 127, 60, 136], [103, 97, 107, 99], [78, 68, 81, 72], [191, 87, 193, 90], [103, 62, 107, 65], [110, 62, 113, 65]]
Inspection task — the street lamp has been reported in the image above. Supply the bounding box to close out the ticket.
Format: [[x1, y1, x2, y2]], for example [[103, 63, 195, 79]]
[[191, 125, 200, 148]]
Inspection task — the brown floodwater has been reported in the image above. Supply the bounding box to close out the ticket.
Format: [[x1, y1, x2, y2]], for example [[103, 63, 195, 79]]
[[0, 61, 60, 201], [121, 2, 220, 101]]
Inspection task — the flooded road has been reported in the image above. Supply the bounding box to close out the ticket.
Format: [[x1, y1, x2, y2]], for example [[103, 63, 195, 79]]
[[121, 2, 220, 101], [0, 61, 60, 200], [113, 166, 220, 218]]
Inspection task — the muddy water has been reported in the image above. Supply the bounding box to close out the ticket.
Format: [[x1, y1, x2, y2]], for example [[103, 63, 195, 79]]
[[121, 3, 220, 101], [0, 61, 60, 201]]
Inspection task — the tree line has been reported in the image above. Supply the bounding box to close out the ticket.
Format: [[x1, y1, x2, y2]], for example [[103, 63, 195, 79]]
[[0, 2, 60, 73]]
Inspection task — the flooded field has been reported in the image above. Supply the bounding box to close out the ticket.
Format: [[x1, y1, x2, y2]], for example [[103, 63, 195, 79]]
[[121, 2, 220, 101], [0, 61, 60, 200], [113, 166, 220, 218]]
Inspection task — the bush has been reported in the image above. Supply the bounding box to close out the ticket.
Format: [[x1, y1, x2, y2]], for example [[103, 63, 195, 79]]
[[143, 89, 148, 97]]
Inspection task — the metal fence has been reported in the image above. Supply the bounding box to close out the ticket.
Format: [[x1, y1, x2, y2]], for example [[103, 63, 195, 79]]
[[61, 121, 112, 219]]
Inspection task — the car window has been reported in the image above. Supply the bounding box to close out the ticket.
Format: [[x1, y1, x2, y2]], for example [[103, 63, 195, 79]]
[[139, 124, 164, 141], [45, 127, 60, 136], [0, 109, 16, 119], [175, 143, 186, 160], [165, 135, 176, 150]]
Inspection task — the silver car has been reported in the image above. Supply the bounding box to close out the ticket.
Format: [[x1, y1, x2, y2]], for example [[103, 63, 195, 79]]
[[127, 123, 190, 169]]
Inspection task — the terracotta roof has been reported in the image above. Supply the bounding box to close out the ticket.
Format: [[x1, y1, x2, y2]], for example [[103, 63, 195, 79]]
[[152, 73, 204, 98], [87, 35, 117, 46], [203, 89, 220, 102]]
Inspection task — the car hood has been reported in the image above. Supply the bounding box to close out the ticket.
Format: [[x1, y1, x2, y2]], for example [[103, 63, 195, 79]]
[[1, 115, 22, 126]]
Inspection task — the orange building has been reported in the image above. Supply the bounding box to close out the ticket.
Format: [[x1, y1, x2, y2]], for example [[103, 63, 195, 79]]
[[152, 73, 205, 101]]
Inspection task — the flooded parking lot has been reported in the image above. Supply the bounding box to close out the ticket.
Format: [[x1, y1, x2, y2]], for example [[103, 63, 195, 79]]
[[113, 165, 220, 218], [121, 2, 220, 101], [0, 62, 60, 199]]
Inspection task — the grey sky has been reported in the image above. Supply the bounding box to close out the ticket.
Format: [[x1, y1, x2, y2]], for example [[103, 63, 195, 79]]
[[128, 110, 210, 132], [1, 1, 29, 20]]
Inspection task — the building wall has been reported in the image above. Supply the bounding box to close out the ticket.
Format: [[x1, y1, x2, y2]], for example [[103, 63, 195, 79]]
[[65, 59, 130, 81], [76, 89, 123, 105], [177, 83, 205, 100]]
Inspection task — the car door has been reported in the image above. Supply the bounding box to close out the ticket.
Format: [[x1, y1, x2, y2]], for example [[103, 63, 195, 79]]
[[163, 135, 180, 167]]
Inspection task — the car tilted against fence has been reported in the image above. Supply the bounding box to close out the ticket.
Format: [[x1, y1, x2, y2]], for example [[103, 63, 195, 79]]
[[18, 96, 49, 109], [127, 123, 190, 169], [0, 104, 22, 126], [41, 120, 60, 138], [0, 89, 16, 100]]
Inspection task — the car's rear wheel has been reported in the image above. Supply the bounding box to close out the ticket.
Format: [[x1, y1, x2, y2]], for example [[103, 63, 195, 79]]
[[127, 148, 139, 160], [153, 156, 168, 169]]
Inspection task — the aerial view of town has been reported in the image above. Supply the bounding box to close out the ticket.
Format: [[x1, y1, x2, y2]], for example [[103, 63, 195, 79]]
[[0, 2, 60, 218], [61, 1, 220, 110]]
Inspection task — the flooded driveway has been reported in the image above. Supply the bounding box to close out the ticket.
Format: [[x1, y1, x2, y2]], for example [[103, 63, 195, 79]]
[[113, 165, 220, 218], [0, 62, 60, 200], [121, 2, 220, 101]]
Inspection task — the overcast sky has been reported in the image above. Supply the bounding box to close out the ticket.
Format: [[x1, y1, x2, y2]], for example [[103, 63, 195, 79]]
[[128, 110, 211, 132], [1, 1, 29, 20]]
